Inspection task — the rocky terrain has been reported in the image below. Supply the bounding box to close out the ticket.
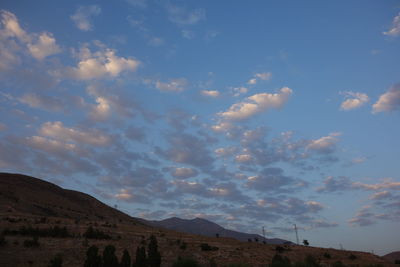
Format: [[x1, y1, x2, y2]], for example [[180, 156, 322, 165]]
[[0, 173, 395, 266]]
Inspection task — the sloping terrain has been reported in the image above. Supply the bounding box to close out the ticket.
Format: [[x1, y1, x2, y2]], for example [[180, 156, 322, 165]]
[[0, 173, 395, 267], [384, 251, 400, 264], [149, 217, 290, 244]]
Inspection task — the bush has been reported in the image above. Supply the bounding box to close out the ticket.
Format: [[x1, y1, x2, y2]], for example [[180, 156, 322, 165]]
[[102, 245, 118, 267], [348, 254, 357, 260], [0, 235, 6, 246], [200, 243, 218, 251], [172, 257, 201, 267], [395, 259, 400, 264], [84, 245, 102, 267], [180, 242, 187, 250], [275, 246, 285, 253], [323, 252, 331, 259], [83, 226, 111, 239], [270, 254, 291, 267], [331, 261, 345, 267]]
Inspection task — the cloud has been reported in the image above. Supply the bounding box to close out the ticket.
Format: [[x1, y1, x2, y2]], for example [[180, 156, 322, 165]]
[[235, 154, 252, 163], [316, 176, 352, 193], [349, 206, 376, 226], [383, 12, 400, 37], [39, 121, 110, 146], [125, 0, 147, 8], [27, 32, 61, 60], [214, 147, 237, 157], [156, 78, 187, 92], [232, 87, 248, 97], [246, 167, 301, 193], [201, 90, 220, 97], [166, 4, 205, 26], [18, 93, 64, 112], [306, 132, 341, 154], [372, 84, 400, 113], [352, 180, 400, 191], [70, 5, 101, 31], [171, 167, 198, 179], [0, 10, 60, 63], [68, 45, 140, 80], [369, 191, 392, 200], [218, 87, 293, 121], [0, 122, 6, 131], [247, 72, 272, 85], [339, 91, 369, 111], [115, 188, 135, 201]]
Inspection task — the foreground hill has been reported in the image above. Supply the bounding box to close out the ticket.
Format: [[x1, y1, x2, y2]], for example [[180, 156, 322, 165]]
[[0, 172, 139, 224], [384, 251, 400, 264], [149, 217, 291, 245], [0, 173, 394, 266]]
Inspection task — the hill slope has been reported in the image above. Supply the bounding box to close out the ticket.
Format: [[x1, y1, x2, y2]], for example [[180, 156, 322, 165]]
[[0, 172, 138, 224], [150, 217, 291, 244]]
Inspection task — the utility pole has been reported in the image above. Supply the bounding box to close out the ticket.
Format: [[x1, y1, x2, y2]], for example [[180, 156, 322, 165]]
[[293, 224, 299, 245], [262, 226, 266, 242]]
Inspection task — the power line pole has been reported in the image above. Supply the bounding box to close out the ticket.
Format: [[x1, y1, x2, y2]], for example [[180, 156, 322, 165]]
[[262, 226, 266, 242], [293, 224, 299, 245]]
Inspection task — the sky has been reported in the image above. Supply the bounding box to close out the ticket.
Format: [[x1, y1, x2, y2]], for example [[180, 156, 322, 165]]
[[0, 0, 399, 256]]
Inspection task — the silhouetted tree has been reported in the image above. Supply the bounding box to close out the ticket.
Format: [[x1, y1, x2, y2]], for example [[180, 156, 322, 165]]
[[103, 245, 119, 267], [135, 246, 147, 267], [270, 254, 291, 267], [148, 235, 161, 267], [120, 249, 131, 267], [303, 239, 309, 246], [84, 245, 102, 267]]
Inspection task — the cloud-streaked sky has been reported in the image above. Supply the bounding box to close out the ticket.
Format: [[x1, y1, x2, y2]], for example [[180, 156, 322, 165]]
[[1, 0, 399, 255]]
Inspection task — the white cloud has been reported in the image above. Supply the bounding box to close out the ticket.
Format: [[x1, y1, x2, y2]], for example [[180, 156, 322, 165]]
[[255, 72, 272, 80], [156, 78, 187, 92], [27, 32, 60, 60], [171, 167, 198, 179], [352, 179, 400, 191], [372, 84, 400, 113], [307, 132, 341, 154], [115, 188, 135, 201], [70, 46, 140, 80], [26, 135, 77, 153], [39, 121, 110, 146], [218, 87, 293, 121], [235, 154, 252, 163], [383, 13, 400, 37], [211, 122, 234, 132], [340, 91, 369, 111], [166, 4, 205, 26], [70, 5, 101, 31], [0, 10, 60, 62], [214, 147, 236, 157], [201, 90, 220, 97], [247, 78, 257, 85], [232, 87, 248, 97]]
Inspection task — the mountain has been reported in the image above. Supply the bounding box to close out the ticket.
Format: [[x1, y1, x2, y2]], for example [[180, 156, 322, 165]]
[[148, 217, 291, 244], [384, 251, 400, 264], [0, 172, 140, 224]]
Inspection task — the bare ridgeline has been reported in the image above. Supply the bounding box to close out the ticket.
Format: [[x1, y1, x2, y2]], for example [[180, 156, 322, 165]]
[[0, 173, 396, 266]]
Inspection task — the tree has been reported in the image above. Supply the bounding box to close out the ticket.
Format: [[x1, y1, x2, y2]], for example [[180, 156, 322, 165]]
[[303, 240, 309, 246], [148, 235, 161, 267], [270, 254, 291, 267], [120, 249, 131, 267], [84, 245, 102, 267], [102, 245, 119, 267], [135, 246, 147, 267]]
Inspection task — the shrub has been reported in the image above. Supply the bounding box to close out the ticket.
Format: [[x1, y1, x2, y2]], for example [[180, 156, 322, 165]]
[[395, 259, 400, 264], [172, 257, 201, 267], [83, 226, 111, 239], [323, 252, 331, 259], [148, 235, 161, 267], [270, 254, 291, 267], [330, 261, 345, 267], [200, 243, 219, 251], [348, 254, 357, 260], [180, 242, 187, 250], [84, 245, 102, 267], [275, 246, 285, 253], [102, 245, 118, 267], [120, 249, 131, 267], [0, 235, 6, 246]]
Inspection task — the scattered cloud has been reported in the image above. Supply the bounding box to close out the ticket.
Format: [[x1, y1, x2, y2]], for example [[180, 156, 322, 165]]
[[201, 90, 220, 97], [166, 4, 205, 26], [67, 45, 140, 80], [156, 78, 187, 92], [349, 206, 376, 226], [306, 132, 341, 154], [232, 87, 248, 97], [316, 176, 352, 193], [339, 91, 369, 111], [125, 0, 147, 8], [70, 5, 101, 31], [218, 87, 293, 121], [372, 84, 400, 113], [383, 12, 400, 37], [369, 191, 392, 200], [39, 121, 110, 146], [171, 167, 198, 179]]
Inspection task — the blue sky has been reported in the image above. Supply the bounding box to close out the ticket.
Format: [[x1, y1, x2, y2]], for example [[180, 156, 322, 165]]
[[1, 0, 400, 255]]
